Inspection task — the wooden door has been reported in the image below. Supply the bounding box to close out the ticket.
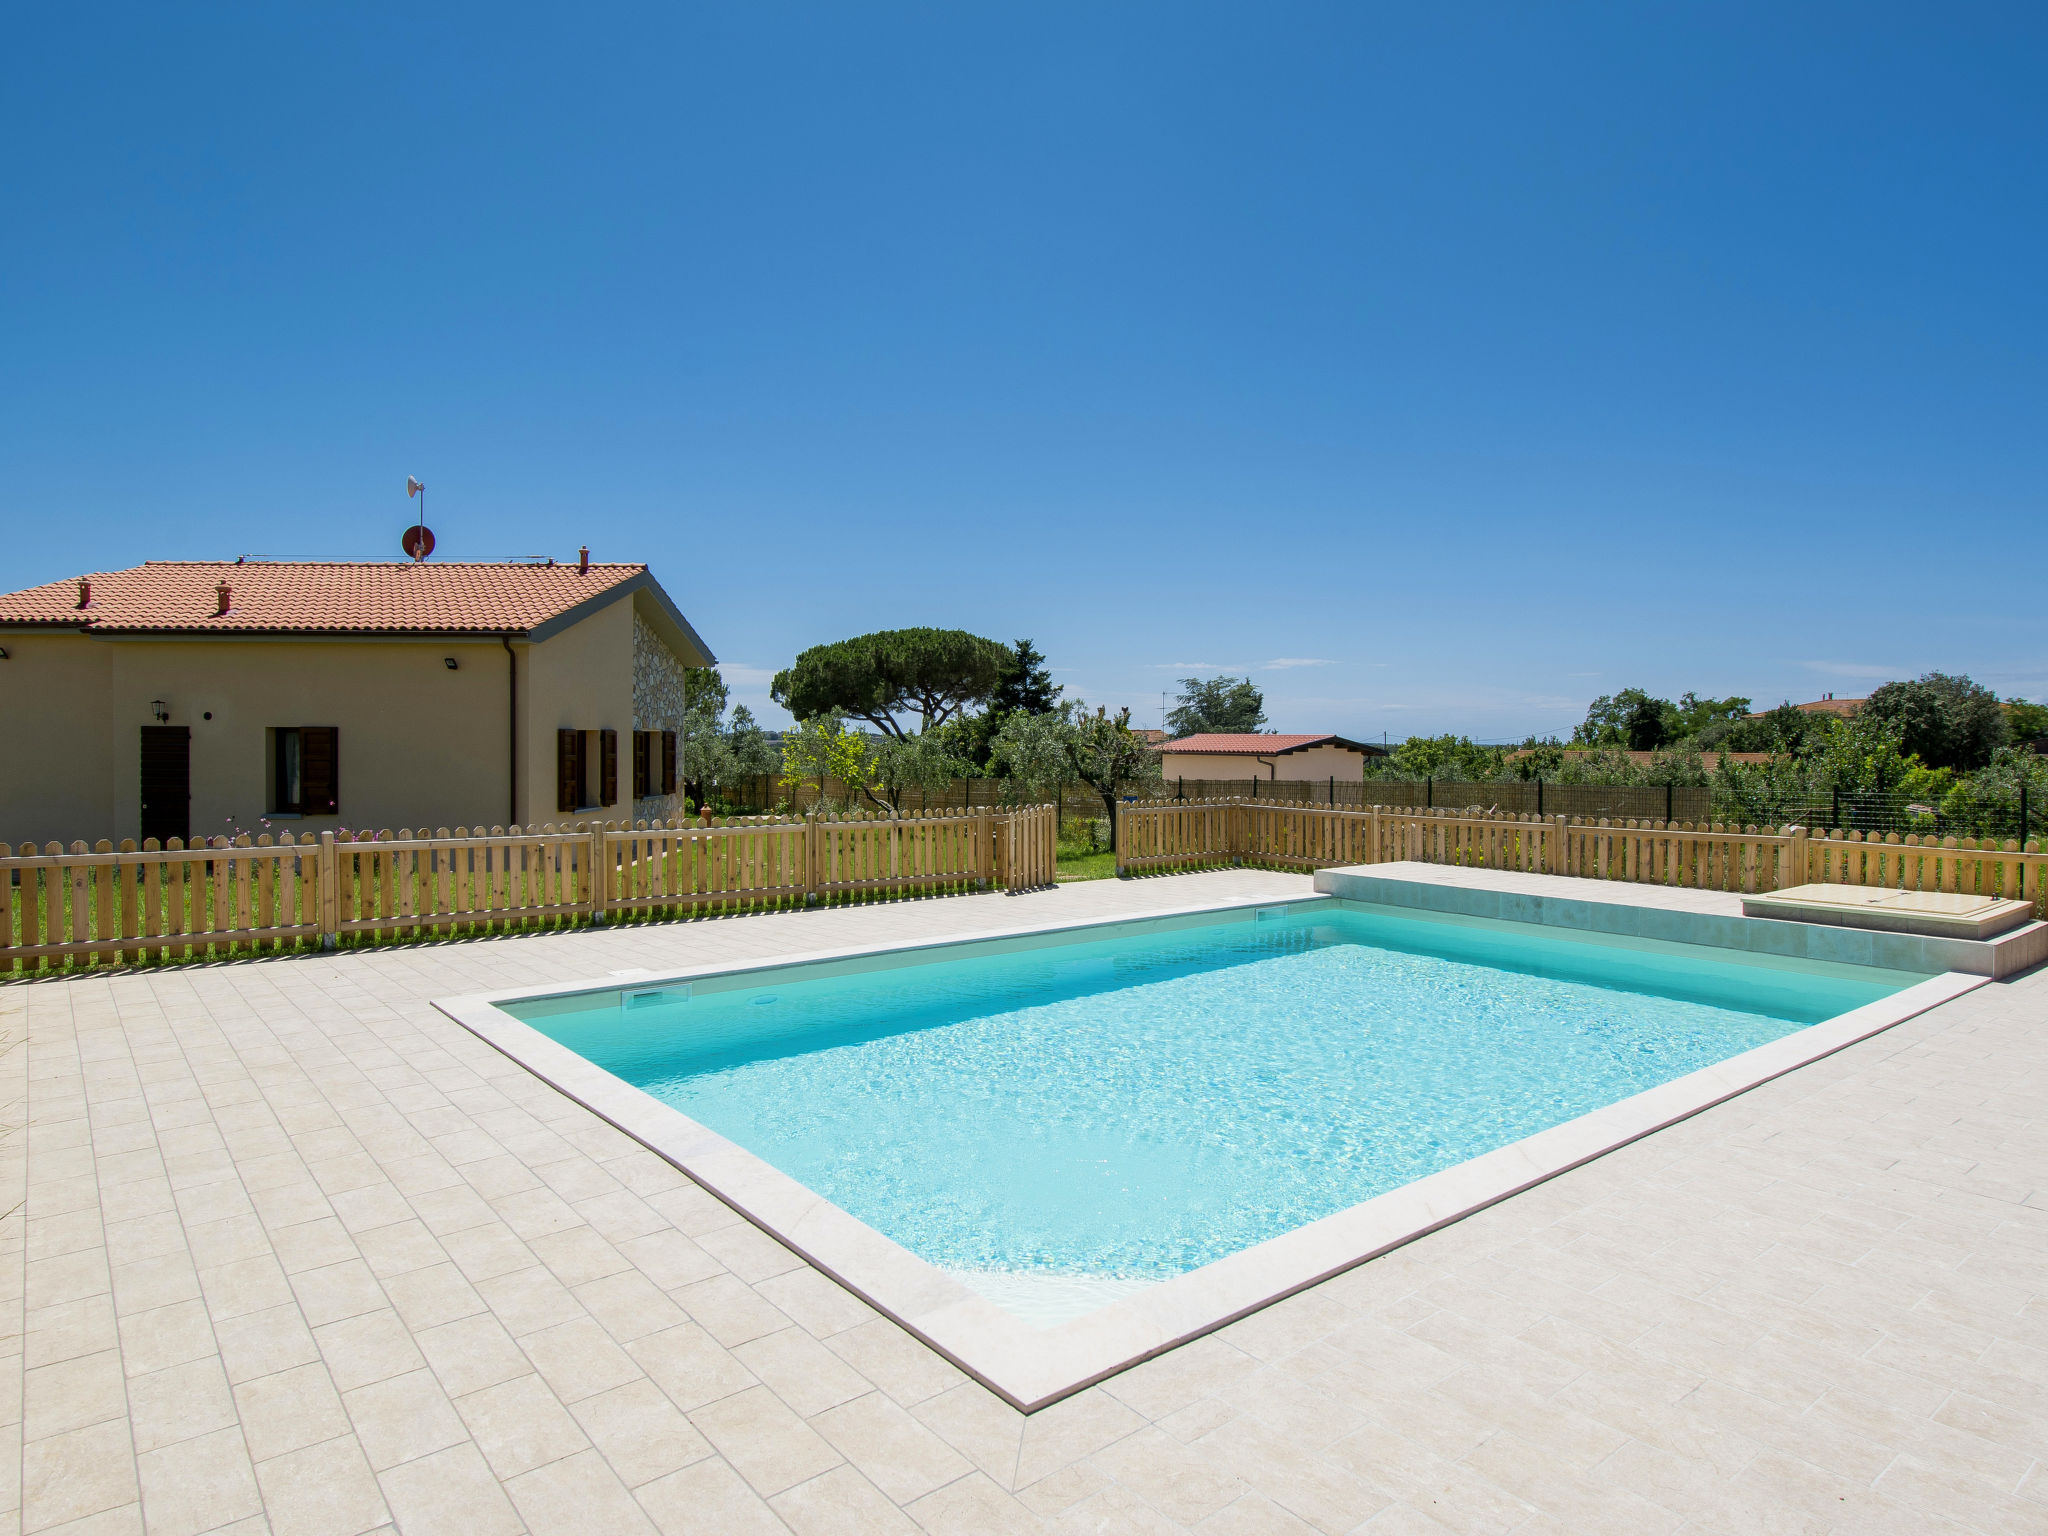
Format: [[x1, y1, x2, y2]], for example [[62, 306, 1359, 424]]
[[140, 726, 190, 844]]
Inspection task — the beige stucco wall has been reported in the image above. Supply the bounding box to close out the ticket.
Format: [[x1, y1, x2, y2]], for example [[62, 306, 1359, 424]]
[[0, 589, 674, 844], [521, 596, 636, 824], [109, 637, 514, 842], [1158, 744, 1372, 783], [0, 633, 116, 848]]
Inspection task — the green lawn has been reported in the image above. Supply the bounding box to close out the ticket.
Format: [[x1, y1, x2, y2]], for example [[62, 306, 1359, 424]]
[[1056, 848, 1119, 881]]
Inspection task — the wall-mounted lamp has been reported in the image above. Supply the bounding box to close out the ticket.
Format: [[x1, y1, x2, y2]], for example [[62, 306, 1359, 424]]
[[444, 657, 458, 671], [151, 699, 170, 722]]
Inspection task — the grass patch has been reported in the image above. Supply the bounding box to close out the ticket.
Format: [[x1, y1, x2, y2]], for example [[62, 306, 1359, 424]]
[[1056, 848, 1119, 882]]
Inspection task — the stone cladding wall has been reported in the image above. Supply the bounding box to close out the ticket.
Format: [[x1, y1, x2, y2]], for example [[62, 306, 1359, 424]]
[[631, 612, 688, 819]]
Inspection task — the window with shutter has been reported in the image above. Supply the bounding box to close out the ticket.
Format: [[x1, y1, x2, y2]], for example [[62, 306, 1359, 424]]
[[301, 728, 339, 814], [661, 732, 677, 796], [600, 729, 618, 806], [557, 730, 578, 812], [633, 731, 650, 800]]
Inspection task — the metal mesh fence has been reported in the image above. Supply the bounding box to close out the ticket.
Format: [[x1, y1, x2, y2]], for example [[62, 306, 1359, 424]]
[[1710, 787, 2039, 842]]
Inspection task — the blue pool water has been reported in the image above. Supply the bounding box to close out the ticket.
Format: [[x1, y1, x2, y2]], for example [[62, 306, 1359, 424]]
[[511, 904, 1917, 1283]]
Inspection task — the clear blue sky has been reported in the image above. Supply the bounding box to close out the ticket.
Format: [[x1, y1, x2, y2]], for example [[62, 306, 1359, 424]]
[[5, 4, 2043, 739]]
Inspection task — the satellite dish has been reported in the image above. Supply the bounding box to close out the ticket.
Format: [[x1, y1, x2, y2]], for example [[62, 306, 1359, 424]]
[[402, 524, 436, 561], [407, 476, 425, 498]]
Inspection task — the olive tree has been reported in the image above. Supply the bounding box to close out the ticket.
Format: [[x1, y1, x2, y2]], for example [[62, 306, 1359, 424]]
[[1065, 705, 1163, 849]]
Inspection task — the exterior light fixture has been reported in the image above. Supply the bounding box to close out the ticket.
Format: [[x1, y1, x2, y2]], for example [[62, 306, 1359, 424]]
[[444, 657, 458, 671], [151, 699, 169, 722]]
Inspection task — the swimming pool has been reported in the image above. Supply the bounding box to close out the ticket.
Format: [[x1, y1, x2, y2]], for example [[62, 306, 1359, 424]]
[[502, 900, 1924, 1318]]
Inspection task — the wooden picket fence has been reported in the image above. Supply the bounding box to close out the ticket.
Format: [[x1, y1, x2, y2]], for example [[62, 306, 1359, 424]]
[[0, 805, 1058, 974], [1116, 799, 2048, 913]]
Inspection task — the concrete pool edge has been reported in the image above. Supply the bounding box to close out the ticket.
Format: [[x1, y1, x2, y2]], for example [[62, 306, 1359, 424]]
[[432, 892, 1991, 1411], [1315, 864, 2048, 978]]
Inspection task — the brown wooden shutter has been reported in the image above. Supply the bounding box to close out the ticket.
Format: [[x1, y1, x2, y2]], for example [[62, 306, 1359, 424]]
[[600, 729, 618, 806], [661, 732, 677, 796], [302, 727, 339, 814], [633, 731, 650, 800], [557, 730, 578, 812]]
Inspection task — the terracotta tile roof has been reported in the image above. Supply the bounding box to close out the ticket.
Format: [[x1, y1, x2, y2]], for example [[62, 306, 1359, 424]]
[[0, 560, 650, 635], [1159, 733, 1385, 756]]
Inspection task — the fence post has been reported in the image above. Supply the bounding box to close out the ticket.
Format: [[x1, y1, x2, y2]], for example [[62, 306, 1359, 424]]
[[804, 812, 820, 903], [318, 831, 339, 948], [1786, 825, 1809, 891], [1113, 804, 1125, 877], [1367, 806, 1381, 865], [589, 825, 610, 923]]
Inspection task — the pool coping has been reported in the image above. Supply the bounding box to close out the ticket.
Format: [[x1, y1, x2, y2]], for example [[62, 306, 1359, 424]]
[[434, 888, 1989, 1411]]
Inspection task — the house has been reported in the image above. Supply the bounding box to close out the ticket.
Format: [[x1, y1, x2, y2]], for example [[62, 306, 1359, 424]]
[[1156, 732, 1388, 784], [0, 556, 714, 846]]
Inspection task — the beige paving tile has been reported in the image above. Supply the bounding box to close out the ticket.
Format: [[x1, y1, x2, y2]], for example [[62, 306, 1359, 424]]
[[569, 1377, 713, 1488], [812, 1393, 974, 1507], [23, 1349, 126, 1441], [314, 1308, 425, 1392], [1090, 1426, 1247, 1526], [415, 1313, 533, 1398], [375, 1440, 524, 1536], [772, 1464, 920, 1535], [826, 1319, 968, 1408], [135, 1424, 262, 1536], [381, 1260, 485, 1331], [213, 1300, 321, 1385], [616, 1228, 724, 1290], [911, 1381, 1026, 1487], [126, 1356, 238, 1454], [290, 1259, 388, 1329], [626, 1320, 758, 1412], [734, 1326, 874, 1418], [572, 1267, 689, 1342], [235, 1362, 353, 1463], [905, 1470, 1048, 1536], [756, 1265, 882, 1341], [22, 1416, 139, 1531], [26, 1294, 119, 1370], [455, 1371, 590, 1479], [506, 1445, 659, 1534], [676, 1272, 793, 1348], [636, 1455, 791, 1536], [691, 1385, 846, 1497], [1015, 1388, 1147, 1489], [519, 1314, 641, 1404], [115, 1297, 217, 1378], [254, 1434, 391, 1536], [343, 1367, 468, 1472]]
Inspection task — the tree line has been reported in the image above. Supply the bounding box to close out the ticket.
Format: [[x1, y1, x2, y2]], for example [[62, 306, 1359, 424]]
[[675, 631, 2047, 844]]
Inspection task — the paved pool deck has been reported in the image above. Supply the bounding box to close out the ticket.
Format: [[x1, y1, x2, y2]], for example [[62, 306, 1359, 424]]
[[3, 868, 2044, 1534]]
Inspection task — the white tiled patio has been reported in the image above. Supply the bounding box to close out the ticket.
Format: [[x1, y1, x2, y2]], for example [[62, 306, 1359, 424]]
[[3, 869, 2044, 1535]]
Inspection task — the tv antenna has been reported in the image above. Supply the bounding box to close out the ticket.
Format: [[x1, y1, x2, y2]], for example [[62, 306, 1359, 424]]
[[402, 477, 435, 561]]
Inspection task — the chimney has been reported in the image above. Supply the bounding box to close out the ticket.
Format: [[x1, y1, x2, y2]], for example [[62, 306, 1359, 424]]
[[215, 582, 232, 616], [578, 546, 589, 575], [76, 578, 91, 609]]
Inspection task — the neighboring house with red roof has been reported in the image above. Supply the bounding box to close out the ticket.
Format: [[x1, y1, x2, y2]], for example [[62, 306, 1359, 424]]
[[0, 556, 714, 845], [1156, 732, 1388, 784], [1742, 694, 1866, 720]]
